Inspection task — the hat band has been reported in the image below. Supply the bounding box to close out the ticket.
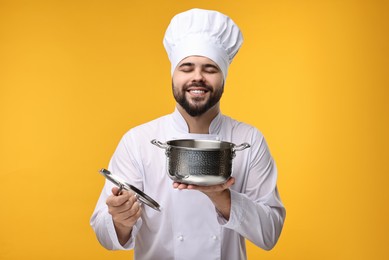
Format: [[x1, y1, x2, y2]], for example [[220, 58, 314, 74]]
[[170, 37, 229, 80]]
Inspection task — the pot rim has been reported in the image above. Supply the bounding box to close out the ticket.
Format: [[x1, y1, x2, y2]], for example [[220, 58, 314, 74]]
[[151, 139, 250, 152], [166, 139, 235, 151]]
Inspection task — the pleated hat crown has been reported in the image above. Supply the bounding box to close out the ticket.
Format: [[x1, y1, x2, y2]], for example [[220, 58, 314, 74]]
[[163, 8, 243, 80]]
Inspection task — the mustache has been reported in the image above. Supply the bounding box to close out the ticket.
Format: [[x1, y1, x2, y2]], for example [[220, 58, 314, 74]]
[[184, 82, 213, 91]]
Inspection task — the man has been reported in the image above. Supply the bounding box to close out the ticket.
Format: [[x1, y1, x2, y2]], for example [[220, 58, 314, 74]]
[[91, 8, 285, 259]]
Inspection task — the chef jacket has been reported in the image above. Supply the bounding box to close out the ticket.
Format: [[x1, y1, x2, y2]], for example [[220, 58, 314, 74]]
[[90, 108, 286, 260]]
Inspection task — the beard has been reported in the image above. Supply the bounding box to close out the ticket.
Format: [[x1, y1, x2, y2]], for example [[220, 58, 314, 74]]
[[172, 81, 224, 117]]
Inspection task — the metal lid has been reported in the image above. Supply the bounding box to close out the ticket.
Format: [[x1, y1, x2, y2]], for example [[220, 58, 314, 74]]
[[99, 168, 161, 212]]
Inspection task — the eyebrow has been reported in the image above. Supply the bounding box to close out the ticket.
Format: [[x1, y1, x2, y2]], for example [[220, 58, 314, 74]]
[[203, 64, 219, 70], [178, 62, 219, 70], [178, 62, 194, 67]]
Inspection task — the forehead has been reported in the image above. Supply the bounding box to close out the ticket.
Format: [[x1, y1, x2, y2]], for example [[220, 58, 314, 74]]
[[178, 56, 218, 66]]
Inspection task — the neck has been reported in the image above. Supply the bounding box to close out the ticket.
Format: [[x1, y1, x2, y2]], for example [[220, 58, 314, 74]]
[[177, 104, 220, 134]]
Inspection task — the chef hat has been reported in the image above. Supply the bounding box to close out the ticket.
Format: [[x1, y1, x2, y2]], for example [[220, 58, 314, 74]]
[[163, 8, 243, 80]]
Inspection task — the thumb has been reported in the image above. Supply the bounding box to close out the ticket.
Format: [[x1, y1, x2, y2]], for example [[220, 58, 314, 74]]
[[111, 186, 121, 196]]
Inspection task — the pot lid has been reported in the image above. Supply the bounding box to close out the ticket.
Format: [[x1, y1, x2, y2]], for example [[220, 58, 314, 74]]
[[99, 168, 161, 212]]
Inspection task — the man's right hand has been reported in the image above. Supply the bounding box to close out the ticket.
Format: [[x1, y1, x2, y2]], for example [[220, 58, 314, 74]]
[[106, 187, 142, 245]]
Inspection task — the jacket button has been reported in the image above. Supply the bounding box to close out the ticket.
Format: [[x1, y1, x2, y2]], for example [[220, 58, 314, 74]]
[[212, 235, 217, 240], [177, 235, 184, 241]]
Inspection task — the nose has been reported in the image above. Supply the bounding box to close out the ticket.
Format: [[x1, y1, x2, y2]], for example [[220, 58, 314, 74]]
[[191, 68, 205, 82]]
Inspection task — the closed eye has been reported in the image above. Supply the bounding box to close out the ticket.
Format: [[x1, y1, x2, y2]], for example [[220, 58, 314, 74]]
[[203, 64, 219, 73], [178, 63, 194, 72]]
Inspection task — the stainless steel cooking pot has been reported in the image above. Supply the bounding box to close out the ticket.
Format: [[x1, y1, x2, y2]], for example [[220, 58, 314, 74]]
[[151, 139, 250, 186]]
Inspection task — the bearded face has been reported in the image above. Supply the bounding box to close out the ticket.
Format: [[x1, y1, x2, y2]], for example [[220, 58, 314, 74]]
[[172, 56, 225, 117], [172, 81, 224, 117]]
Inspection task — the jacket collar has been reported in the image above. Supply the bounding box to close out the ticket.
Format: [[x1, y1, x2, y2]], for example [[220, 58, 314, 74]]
[[171, 107, 222, 138]]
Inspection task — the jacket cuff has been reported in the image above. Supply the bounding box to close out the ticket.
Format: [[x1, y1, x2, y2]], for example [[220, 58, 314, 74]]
[[105, 213, 142, 250], [216, 189, 245, 229]]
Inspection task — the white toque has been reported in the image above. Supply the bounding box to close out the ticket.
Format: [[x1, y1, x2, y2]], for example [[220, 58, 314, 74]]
[[163, 8, 243, 81]]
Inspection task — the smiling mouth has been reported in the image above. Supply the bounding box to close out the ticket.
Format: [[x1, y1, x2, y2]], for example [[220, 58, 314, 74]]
[[186, 85, 211, 96], [188, 89, 207, 94]]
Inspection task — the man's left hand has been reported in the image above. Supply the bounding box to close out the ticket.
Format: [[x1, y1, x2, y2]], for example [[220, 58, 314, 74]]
[[172, 177, 235, 220]]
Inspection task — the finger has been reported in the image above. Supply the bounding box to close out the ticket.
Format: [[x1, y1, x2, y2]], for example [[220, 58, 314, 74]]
[[177, 183, 189, 190], [130, 203, 142, 220], [112, 210, 135, 226], [126, 201, 143, 218], [112, 187, 121, 196], [128, 193, 139, 206], [122, 193, 140, 212], [107, 191, 131, 207], [108, 200, 131, 215], [222, 177, 235, 189], [108, 195, 140, 216], [114, 201, 142, 222], [189, 177, 235, 192], [115, 204, 143, 227], [172, 182, 189, 190]]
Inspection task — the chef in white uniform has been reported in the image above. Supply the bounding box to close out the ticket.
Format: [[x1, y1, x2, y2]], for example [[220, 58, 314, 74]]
[[91, 8, 286, 260]]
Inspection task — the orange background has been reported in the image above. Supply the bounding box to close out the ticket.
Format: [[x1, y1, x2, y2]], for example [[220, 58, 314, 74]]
[[0, 0, 388, 259]]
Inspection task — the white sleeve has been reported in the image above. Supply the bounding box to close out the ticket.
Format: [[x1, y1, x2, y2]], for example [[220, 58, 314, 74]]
[[218, 132, 286, 250], [90, 182, 142, 250], [90, 133, 144, 250]]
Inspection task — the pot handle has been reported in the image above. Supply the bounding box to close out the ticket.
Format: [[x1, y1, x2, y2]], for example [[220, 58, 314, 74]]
[[151, 139, 169, 150], [233, 143, 251, 152]]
